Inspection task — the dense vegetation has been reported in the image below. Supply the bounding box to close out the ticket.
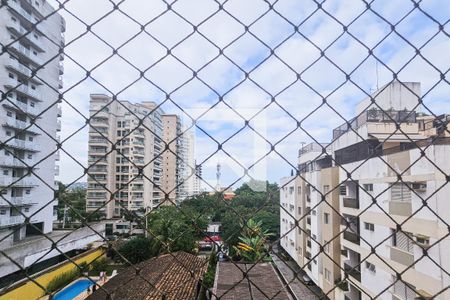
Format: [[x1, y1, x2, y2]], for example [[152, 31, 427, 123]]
[[56, 182, 104, 223], [116, 180, 280, 264], [46, 264, 85, 294]]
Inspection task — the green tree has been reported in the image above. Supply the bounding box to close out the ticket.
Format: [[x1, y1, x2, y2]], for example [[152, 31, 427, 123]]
[[147, 206, 207, 255], [118, 236, 152, 264]]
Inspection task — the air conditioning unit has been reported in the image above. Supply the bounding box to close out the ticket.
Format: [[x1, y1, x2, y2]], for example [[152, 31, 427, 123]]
[[339, 185, 347, 196], [411, 182, 427, 192], [415, 234, 430, 248]]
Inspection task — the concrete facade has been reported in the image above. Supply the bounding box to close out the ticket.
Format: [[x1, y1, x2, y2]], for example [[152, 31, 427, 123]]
[[0, 0, 64, 248], [280, 82, 450, 300]]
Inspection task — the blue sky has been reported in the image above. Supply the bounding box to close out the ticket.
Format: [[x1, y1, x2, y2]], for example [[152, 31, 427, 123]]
[[50, 0, 450, 190]]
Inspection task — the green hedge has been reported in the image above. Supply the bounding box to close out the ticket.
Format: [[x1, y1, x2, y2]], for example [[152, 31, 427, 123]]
[[46, 268, 81, 294]]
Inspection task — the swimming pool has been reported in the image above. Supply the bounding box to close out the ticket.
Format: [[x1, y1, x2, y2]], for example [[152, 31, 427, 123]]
[[54, 279, 95, 300]]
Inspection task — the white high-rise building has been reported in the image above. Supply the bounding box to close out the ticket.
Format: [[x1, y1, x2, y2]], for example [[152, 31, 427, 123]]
[[0, 0, 64, 248], [180, 130, 196, 200]]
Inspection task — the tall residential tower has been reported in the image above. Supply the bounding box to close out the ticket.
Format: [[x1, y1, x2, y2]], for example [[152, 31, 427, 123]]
[[0, 0, 64, 248]]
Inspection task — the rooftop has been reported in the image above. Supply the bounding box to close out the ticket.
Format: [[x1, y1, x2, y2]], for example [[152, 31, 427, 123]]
[[87, 252, 207, 300], [213, 262, 291, 299]]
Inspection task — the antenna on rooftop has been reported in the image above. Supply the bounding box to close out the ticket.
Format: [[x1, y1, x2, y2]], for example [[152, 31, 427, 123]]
[[376, 60, 379, 90]]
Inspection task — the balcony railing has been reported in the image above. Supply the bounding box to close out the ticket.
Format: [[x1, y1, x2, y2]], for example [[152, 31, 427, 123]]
[[7, 22, 44, 50], [344, 263, 361, 282], [389, 201, 412, 217], [9, 43, 42, 66], [390, 247, 414, 266], [343, 197, 359, 209], [4, 97, 40, 116], [5, 139, 38, 152], [8, 1, 35, 24], [0, 196, 33, 207], [333, 109, 417, 139], [343, 231, 360, 245], [5, 59, 33, 78], [0, 215, 25, 227]]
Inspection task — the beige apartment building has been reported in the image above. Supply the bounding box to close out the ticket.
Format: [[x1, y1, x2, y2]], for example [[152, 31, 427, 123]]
[[86, 96, 195, 218], [161, 115, 194, 204], [280, 144, 341, 299], [86, 95, 164, 219], [280, 81, 450, 300]]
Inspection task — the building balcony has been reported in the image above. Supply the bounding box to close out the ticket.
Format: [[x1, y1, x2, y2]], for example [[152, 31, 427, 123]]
[[9, 43, 42, 66], [7, 21, 45, 51], [57, 105, 62, 117], [0, 196, 33, 207], [390, 246, 414, 267], [0, 177, 36, 187], [89, 148, 108, 155], [5, 139, 39, 152], [88, 157, 108, 164], [344, 263, 361, 282], [343, 231, 360, 245], [89, 168, 108, 174], [0, 215, 25, 227], [3, 96, 40, 116], [389, 201, 412, 217], [5, 59, 38, 81], [7, 1, 35, 25], [343, 197, 359, 209], [4, 78, 42, 102], [0, 156, 33, 168], [3, 118, 39, 135]]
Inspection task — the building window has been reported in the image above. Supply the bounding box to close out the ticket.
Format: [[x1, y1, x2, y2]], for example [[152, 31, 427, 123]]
[[5, 151, 10, 156], [363, 184, 373, 192], [312, 210, 316, 216], [7, 111, 13, 117], [365, 262, 376, 273], [3, 170, 8, 175], [27, 154, 32, 159], [1, 190, 7, 195], [323, 185, 330, 193], [0, 209, 6, 215], [30, 101, 35, 107], [392, 230, 414, 254], [6, 131, 11, 136], [24, 207, 30, 212], [324, 213, 329, 224], [364, 222, 375, 231], [28, 137, 33, 142], [324, 268, 331, 281], [297, 186, 301, 194], [26, 189, 31, 194], [298, 207, 301, 215], [8, 73, 14, 79]]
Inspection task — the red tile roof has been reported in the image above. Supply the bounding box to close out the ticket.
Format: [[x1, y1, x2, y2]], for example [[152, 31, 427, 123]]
[[87, 252, 208, 300]]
